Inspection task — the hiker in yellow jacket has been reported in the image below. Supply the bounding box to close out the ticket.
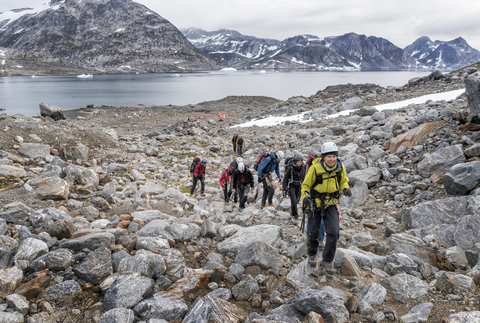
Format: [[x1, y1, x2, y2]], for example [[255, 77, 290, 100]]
[[236, 136, 245, 156], [301, 142, 351, 274]]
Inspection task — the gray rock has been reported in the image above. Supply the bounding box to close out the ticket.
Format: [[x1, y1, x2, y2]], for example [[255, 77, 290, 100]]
[[0, 208, 28, 224], [39, 103, 66, 120], [182, 294, 246, 323], [133, 292, 187, 321], [0, 218, 6, 235], [0, 267, 23, 294], [265, 304, 305, 322], [73, 246, 112, 284], [234, 241, 283, 270], [200, 218, 217, 239], [401, 302, 433, 323], [340, 180, 368, 207], [357, 283, 387, 315], [380, 273, 429, 299], [417, 144, 465, 178], [231, 276, 259, 301], [18, 143, 51, 159], [0, 312, 24, 322], [63, 143, 89, 162], [465, 72, 480, 123], [40, 280, 81, 301], [65, 165, 99, 186], [6, 294, 29, 316], [358, 106, 378, 116], [206, 288, 232, 301], [217, 225, 283, 254], [102, 128, 119, 141], [118, 253, 156, 278], [348, 167, 381, 187], [104, 276, 155, 310], [443, 161, 480, 195], [34, 177, 70, 200], [447, 311, 480, 322], [338, 97, 363, 111], [0, 165, 27, 178], [465, 143, 480, 158], [160, 248, 186, 282], [14, 238, 49, 267], [384, 253, 418, 275], [136, 237, 170, 253], [135, 219, 170, 237], [292, 287, 349, 323], [59, 231, 116, 252], [335, 247, 386, 269], [28, 248, 74, 272], [99, 308, 135, 323]]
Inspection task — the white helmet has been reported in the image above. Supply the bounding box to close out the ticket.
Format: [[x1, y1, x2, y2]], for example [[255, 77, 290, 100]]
[[276, 151, 285, 160], [236, 157, 243, 163], [238, 163, 245, 171], [321, 142, 338, 156]]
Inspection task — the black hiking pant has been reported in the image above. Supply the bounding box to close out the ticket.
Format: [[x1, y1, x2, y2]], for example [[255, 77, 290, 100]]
[[288, 184, 301, 217], [190, 176, 205, 195], [307, 205, 339, 263], [261, 175, 274, 205], [237, 185, 250, 208], [223, 182, 232, 202]]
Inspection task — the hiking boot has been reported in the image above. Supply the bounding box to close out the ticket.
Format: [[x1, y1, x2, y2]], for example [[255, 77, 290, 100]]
[[320, 260, 335, 275], [267, 203, 275, 208], [261, 204, 266, 209], [292, 215, 298, 224], [308, 255, 317, 266]]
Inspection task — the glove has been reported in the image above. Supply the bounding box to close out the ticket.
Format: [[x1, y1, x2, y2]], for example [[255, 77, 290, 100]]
[[278, 176, 282, 182], [303, 195, 312, 209], [251, 188, 254, 194], [282, 191, 287, 198], [343, 188, 352, 197]]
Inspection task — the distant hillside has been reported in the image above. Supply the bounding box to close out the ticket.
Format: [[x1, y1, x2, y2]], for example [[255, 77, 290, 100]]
[[405, 36, 480, 69], [0, 0, 223, 74]]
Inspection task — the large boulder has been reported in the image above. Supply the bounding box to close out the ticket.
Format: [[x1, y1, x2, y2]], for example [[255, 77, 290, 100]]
[[39, 103, 66, 120], [443, 161, 480, 195], [292, 287, 349, 323], [234, 241, 283, 270], [217, 225, 283, 254], [348, 167, 381, 188], [337, 97, 363, 111], [18, 143, 52, 160], [465, 72, 480, 123], [417, 145, 465, 178]]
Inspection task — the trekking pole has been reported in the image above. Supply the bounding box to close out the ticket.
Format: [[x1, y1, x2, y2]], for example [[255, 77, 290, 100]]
[[253, 172, 270, 188]]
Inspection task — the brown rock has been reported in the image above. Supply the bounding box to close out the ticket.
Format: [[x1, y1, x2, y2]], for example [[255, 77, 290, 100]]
[[340, 254, 362, 277], [362, 223, 377, 229], [116, 235, 137, 252], [387, 120, 444, 153], [119, 214, 133, 222], [245, 265, 261, 277], [15, 270, 51, 299], [48, 219, 76, 239], [303, 311, 325, 323], [430, 170, 444, 184], [345, 295, 359, 313], [357, 240, 390, 256]]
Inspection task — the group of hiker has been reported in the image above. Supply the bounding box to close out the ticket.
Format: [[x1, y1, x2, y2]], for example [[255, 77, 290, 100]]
[[189, 138, 351, 274]]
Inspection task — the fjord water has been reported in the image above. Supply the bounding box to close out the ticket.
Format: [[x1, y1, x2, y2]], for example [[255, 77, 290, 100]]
[[0, 70, 431, 117]]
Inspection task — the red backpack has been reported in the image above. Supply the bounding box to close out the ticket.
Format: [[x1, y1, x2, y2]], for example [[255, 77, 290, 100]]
[[306, 154, 321, 173], [253, 151, 271, 171]]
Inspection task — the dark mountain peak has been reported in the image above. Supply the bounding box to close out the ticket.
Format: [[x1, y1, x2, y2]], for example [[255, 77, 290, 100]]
[[0, 0, 223, 73]]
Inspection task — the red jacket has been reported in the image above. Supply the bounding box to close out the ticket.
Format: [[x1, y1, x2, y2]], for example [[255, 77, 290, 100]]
[[194, 163, 206, 177], [219, 168, 230, 186]]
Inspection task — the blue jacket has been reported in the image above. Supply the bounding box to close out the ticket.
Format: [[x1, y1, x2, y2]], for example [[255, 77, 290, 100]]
[[257, 153, 281, 179]]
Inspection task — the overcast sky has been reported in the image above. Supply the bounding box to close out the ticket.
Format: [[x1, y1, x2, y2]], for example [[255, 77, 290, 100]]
[[1, 0, 480, 50]]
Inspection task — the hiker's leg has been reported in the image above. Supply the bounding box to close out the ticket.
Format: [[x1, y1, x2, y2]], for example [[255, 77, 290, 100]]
[[200, 177, 205, 194], [322, 205, 339, 263], [267, 180, 274, 204], [288, 185, 297, 216], [190, 177, 198, 195], [261, 178, 269, 205], [319, 216, 325, 241], [240, 186, 247, 208], [307, 208, 321, 256]]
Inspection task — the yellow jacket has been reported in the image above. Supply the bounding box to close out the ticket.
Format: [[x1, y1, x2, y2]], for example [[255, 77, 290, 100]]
[[301, 158, 349, 208]]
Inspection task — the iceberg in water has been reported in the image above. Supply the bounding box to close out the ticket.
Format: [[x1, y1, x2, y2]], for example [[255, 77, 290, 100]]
[[220, 67, 237, 71], [31, 75, 38, 78], [77, 74, 93, 78], [171, 74, 180, 77], [259, 70, 266, 74]]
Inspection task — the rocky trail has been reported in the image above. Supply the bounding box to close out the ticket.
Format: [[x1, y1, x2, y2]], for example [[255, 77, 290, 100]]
[[1, 63, 480, 323]]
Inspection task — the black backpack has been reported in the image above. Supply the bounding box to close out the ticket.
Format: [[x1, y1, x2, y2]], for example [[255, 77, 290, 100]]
[[190, 157, 201, 173]]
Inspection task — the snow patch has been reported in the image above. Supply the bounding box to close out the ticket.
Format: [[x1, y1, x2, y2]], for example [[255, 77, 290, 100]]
[[232, 89, 465, 128], [220, 67, 237, 71], [114, 28, 125, 33], [0, 1, 64, 30]]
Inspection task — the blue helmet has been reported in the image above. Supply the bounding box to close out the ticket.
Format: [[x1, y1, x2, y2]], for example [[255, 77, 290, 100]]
[[202, 159, 207, 164]]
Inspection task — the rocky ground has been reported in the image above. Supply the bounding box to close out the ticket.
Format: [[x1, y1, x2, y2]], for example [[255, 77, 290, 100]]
[[1, 63, 480, 323]]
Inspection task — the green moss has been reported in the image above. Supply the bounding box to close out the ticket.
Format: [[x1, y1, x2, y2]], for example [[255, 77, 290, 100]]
[[182, 188, 191, 194]]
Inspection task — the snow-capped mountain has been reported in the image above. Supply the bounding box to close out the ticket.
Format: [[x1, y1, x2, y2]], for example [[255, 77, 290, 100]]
[[0, 0, 222, 74], [183, 28, 280, 68], [184, 29, 419, 70], [405, 36, 480, 69]]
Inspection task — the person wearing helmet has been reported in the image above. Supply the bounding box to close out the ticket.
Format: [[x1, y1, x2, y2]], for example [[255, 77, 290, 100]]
[[190, 159, 207, 196], [283, 152, 306, 220], [232, 134, 238, 152], [228, 157, 243, 202], [232, 163, 254, 210], [301, 142, 351, 275], [220, 166, 232, 203], [257, 150, 284, 208]]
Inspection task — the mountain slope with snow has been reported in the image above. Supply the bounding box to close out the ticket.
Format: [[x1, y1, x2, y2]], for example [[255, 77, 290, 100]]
[[184, 30, 419, 70], [405, 36, 480, 69], [0, 0, 223, 74]]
